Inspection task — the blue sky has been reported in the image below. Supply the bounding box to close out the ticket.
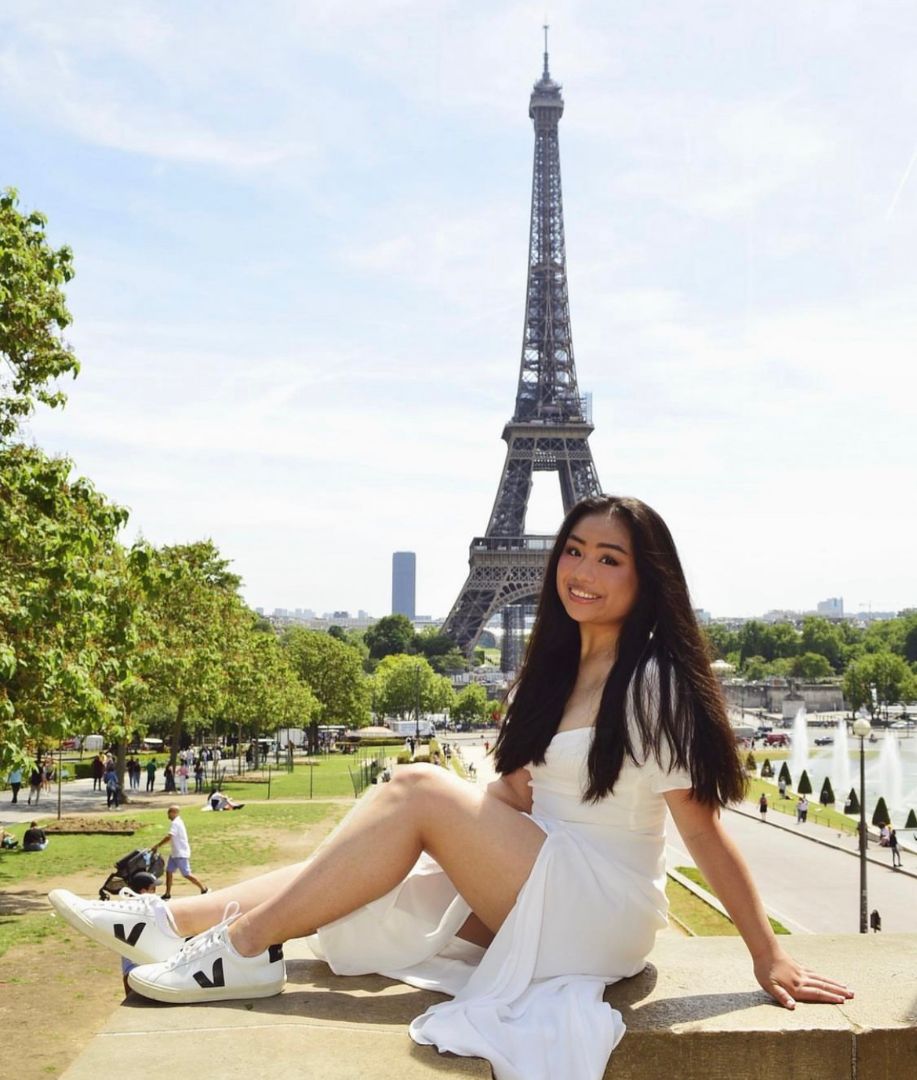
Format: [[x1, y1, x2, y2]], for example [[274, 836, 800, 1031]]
[[3, 1, 915, 620]]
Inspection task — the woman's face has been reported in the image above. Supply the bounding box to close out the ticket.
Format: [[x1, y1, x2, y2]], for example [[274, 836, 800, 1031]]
[[555, 512, 639, 632]]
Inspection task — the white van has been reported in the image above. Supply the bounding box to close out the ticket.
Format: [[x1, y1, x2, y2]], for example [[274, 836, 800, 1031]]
[[83, 734, 105, 752]]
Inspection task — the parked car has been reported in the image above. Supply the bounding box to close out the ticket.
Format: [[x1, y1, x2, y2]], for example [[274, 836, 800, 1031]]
[[814, 736, 833, 746]]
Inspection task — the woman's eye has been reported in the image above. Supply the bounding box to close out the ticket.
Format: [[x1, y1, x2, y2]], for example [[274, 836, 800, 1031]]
[[565, 546, 580, 557], [600, 556, 619, 566]]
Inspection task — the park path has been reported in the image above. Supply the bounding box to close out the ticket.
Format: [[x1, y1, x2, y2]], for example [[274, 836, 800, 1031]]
[[456, 739, 917, 936]]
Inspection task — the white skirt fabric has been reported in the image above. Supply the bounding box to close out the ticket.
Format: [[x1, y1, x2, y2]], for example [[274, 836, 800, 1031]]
[[309, 812, 659, 1080]]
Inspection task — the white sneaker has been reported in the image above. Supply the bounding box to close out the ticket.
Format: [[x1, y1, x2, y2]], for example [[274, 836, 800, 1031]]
[[128, 903, 285, 1003], [48, 888, 183, 964]]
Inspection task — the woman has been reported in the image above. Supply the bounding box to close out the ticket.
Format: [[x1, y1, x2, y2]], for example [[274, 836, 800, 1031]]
[[49, 496, 851, 1080]]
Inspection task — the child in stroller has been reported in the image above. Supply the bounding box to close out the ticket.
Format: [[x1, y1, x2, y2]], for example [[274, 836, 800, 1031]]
[[99, 848, 165, 900]]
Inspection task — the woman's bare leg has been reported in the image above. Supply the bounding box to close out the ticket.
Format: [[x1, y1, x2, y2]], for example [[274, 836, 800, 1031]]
[[169, 765, 545, 955]]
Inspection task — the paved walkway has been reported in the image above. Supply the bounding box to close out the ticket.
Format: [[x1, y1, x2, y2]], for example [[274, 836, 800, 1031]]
[[0, 776, 210, 827]]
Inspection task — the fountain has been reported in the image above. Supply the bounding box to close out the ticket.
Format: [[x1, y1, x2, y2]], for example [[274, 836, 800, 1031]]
[[789, 707, 809, 784], [830, 717, 851, 800], [878, 731, 905, 820]]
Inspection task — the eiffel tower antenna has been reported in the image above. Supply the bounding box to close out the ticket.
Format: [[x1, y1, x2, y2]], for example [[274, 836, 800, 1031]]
[[443, 38, 602, 671]]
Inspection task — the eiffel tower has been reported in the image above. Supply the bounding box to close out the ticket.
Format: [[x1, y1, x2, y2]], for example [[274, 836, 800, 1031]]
[[443, 34, 602, 671]]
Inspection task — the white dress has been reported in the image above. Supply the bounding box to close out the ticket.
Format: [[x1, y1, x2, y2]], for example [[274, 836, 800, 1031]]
[[308, 726, 693, 1080]]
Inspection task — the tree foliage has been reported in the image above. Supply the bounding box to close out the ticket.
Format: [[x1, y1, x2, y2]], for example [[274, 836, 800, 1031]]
[[452, 682, 489, 727], [370, 653, 454, 720], [282, 627, 370, 729], [0, 188, 79, 439], [0, 444, 129, 767], [819, 777, 835, 805], [871, 796, 890, 827]]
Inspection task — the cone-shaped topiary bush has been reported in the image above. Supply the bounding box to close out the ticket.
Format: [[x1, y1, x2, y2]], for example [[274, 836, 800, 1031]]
[[745, 751, 757, 772], [819, 777, 835, 805], [798, 769, 812, 795], [906, 807, 917, 830], [871, 796, 890, 827], [761, 758, 773, 778], [846, 787, 860, 814], [778, 762, 792, 787]]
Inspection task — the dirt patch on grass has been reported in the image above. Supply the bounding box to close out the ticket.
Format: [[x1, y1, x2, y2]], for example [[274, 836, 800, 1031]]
[[44, 816, 141, 834], [0, 811, 345, 1080]]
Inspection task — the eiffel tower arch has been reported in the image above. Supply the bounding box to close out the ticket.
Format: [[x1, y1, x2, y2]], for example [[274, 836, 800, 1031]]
[[443, 36, 602, 672]]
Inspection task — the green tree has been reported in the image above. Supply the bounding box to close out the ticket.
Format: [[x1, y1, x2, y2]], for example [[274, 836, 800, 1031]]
[[221, 614, 317, 760], [843, 652, 914, 719], [738, 621, 799, 664], [846, 787, 860, 814], [871, 796, 891, 827], [797, 769, 812, 795], [282, 628, 370, 736], [139, 541, 242, 764], [452, 683, 489, 727], [778, 762, 792, 787], [364, 614, 417, 660], [905, 808, 917, 830], [703, 623, 741, 661], [760, 759, 774, 778], [790, 652, 833, 679], [819, 777, 835, 805], [371, 654, 441, 720], [0, 444, 129, 769], [741, 655, 769, 681], [800, 616, 845, 672], [0, 189, 79, 440]]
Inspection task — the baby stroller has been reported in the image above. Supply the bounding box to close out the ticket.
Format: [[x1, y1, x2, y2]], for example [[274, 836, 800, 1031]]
[[99, 848, 165, 900]]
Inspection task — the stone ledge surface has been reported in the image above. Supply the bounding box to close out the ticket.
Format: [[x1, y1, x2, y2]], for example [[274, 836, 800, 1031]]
[[61, 934, 916, 1080]]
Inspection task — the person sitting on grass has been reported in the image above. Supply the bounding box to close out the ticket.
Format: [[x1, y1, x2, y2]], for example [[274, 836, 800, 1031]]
[[209, 789, 244, 811], [23, 821, 48, 851]]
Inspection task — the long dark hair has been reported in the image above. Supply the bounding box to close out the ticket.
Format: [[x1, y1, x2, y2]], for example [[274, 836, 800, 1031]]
[[493, 495, 746, 807]]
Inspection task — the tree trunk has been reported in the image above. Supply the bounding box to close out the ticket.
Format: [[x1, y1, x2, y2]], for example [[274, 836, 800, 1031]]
[[170, 701, 185, 768]]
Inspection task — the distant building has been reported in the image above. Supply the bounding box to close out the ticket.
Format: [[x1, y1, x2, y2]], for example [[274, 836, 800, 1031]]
[[392, 552, 416, 619], [694, 608, 712, 624], [817, 597, 844, 617]]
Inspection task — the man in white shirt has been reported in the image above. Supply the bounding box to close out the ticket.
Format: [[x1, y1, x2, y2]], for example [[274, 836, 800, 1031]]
[[151, 805, 208, 900]]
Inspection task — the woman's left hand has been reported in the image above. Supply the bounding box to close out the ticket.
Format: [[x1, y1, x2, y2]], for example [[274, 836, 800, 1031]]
[[754, 949, 854, 1009]]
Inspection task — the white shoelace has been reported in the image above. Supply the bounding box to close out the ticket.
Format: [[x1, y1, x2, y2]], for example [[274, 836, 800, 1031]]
[[161, 901, 241, 970], [105, 887, 155, 914]]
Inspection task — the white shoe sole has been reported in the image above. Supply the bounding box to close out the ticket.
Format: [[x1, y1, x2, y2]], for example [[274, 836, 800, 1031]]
[[127, 970, 285, 1003], [48, 889, 175, 965]]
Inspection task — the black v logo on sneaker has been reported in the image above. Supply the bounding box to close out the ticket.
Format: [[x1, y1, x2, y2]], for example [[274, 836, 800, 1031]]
[[193, 958, 225, 988], [113, 923, 144, 947], [268, 944, 283, 963]]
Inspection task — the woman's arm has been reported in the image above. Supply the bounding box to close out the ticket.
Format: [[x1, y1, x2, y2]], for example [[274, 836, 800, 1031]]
[[486, 767, 533, 814], [664, 788, 853, 1009]]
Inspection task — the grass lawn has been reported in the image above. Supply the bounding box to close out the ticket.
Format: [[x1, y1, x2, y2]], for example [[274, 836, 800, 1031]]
[[0, 801, 343, 898], [745, 776, 860, 835], [674, 865, 790, 935], [665, 877, 739, 936], [215, 749, 400, 801]]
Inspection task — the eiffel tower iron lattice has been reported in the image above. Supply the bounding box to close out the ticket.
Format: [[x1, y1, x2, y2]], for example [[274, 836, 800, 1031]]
[[443, 36, 602, 671]]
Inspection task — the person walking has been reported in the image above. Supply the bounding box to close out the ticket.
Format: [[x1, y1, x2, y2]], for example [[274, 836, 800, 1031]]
[[150, 805, 208, 900], [889, 827, 902, 869], [758, 793, 768, 822], [26, 762, 42, 806], [7, 767, 22, 803], [91, 753, 105, 792], [104, 763, 121, 809], [146, 759, 157, 793], [49, 495, 852, 1080], [796, 795, 809, 824]]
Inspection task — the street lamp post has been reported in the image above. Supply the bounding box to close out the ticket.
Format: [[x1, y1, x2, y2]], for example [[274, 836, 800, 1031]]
[[852, 717, 871, 933], [414, 663, 421, 746]]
